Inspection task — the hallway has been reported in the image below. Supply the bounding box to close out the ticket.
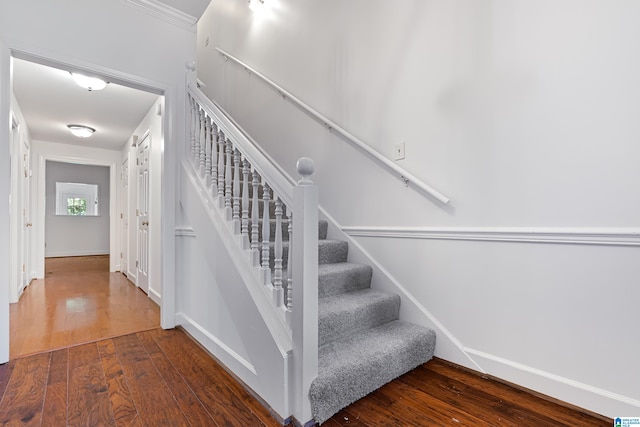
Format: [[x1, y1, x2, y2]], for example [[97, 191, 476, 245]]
[[10, 256, 159, 359]]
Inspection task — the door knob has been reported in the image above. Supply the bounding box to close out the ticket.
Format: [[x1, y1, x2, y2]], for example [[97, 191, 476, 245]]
[[142, 221, 149, 226], [26, 222, 32, 227]]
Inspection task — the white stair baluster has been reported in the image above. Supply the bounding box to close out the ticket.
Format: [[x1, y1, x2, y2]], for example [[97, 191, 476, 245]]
[[217, 129, 225, 207], [194, 108, 201, 165], [251, 170, 260, 266], [241, 159, 250, 249], [286, 209, 293, 311], [199, 109, 206, 176], [273, 197, 284, 306], [224, 139, 232, 217], [261, 182, 271, 285], [232, 148, 241, 233], [189, 97, 196, 161], [210, 122, 218, 192], [203, 115, 212, 186]]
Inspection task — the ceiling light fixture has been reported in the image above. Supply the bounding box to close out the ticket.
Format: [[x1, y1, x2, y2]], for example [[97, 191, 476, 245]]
[[67, 124, 96, 138], [70, 73, 108, 91], [248, 0, 265, 11]]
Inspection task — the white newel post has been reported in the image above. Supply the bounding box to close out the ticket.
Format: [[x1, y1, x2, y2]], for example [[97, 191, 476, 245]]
[[291, 157, 318, 423]]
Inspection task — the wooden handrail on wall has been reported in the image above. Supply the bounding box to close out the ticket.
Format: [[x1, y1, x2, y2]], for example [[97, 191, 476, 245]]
[[216, 47, 451, 205]]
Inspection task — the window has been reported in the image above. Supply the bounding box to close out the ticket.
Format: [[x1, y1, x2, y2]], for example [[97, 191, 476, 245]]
[[55, 182, 99, 216]]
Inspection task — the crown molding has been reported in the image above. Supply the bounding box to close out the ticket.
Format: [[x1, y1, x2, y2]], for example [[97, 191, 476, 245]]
[[123, 0, 197, 31]]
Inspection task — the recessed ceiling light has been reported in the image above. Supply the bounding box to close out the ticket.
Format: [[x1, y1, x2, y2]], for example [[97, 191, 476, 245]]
[[67, 124, 96, 138], [70, 73, 107, 91]]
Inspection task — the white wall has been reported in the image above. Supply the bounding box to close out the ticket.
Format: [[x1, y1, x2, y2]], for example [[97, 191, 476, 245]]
[[44, 161, 110, 258], [0, 0, 197, 332], [0, 40, 11, 363], [196, 0, 640, 417]]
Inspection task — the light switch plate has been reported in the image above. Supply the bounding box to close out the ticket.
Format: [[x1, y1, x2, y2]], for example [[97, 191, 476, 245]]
[[394, 142, 405, 160]]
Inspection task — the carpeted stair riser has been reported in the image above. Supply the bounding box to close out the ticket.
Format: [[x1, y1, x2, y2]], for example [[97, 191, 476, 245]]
[[267, 239, 348, 270], [310, 321, 436, 424], [318, 263, 372, 298], [318, 290, 400, 347]]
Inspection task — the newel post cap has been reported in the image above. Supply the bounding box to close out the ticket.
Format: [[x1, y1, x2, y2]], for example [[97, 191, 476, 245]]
[[185, 60, 196, 72], [296, 157, 315, 185]]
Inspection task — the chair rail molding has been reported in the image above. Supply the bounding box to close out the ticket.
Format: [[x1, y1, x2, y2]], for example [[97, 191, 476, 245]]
[[175, 226, 196, 237], [216, 47, 450, 206], [342, 226, 640, 247]]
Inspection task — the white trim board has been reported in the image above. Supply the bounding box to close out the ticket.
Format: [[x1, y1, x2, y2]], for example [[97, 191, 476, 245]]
[[123, 0, 197, 31], [175, 226, 196, 237], [45, 250, 110, 258], [342, 226, 640, 247], [176, 312, 256, 375], [465, 347, 640, 418]]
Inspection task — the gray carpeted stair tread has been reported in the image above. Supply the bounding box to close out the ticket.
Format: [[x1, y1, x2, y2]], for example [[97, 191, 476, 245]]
[[318, 263, 372, 298], [318, 289, 400, 346], [310, 320, 436, 424]]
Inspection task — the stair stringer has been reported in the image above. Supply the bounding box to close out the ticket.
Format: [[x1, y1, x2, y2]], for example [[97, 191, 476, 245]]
[[179, 160, 293, 419], [319, 207, 482, 372]]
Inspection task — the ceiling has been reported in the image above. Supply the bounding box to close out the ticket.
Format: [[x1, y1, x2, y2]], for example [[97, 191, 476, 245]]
[[12, 58, 161, 152], [10, 0, 211, 153]]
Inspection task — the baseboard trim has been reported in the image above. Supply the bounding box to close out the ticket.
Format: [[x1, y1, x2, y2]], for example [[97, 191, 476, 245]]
[[433, 357, 612, 423], [176, 312, 256, 376], [148, 288, 162, 305], [462, 347, 640, 418], [342, 226, 640, 247], [177, 325, 287, 426], [45, 250, 110, 258]]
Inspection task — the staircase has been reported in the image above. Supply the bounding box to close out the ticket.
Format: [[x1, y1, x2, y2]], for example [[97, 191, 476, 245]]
[[269, 211, 436, 423], [185, 84, 436, 425]]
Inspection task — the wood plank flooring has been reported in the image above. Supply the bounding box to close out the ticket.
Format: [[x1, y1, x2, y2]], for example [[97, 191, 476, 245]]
[[327, 359, 611, 427], [2, 256, 612, 426], [11, 256, 159, 359], [0, 328, 612, 426], [0, 329, 283, 426]]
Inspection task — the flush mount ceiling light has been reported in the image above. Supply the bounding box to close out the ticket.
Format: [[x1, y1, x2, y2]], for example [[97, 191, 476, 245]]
[[248, 0, 265, 11], [70, 73, 108, 91], [67, 124, 96, 138]]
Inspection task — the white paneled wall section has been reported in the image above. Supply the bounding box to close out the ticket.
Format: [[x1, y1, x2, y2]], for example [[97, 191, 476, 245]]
[[195, 0, 640, 417]]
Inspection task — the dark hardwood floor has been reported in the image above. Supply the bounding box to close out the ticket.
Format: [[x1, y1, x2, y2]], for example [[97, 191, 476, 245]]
[[0, 327, 611, 426], [1, 256, 612, 426]]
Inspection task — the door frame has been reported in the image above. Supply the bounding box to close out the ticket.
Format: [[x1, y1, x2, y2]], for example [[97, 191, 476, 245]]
[[35, 155, 118, 275], [1, 43, 179, 363]]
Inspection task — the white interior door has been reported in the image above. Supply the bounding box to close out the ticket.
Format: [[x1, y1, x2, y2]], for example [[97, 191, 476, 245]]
[[21, 140, 31, 292], [121, 157, 129, 276], [136, 134, 150, 294]]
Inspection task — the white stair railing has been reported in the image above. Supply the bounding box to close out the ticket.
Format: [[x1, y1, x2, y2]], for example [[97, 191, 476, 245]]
[[186, 83, 318, 421]]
